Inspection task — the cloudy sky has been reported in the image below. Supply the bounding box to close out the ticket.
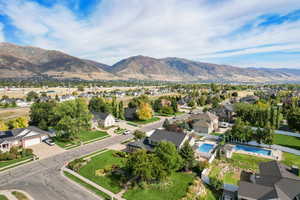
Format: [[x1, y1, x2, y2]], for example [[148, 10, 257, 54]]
[[0, 0, 300, 68]]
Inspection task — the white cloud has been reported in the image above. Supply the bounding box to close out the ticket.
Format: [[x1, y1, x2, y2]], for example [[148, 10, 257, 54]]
[[1, 0, 300, 67]]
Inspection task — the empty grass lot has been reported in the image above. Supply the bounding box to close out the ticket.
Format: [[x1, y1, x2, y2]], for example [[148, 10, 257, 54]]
[[123, 173, 195, 200], [54, 130, 109, 149], [78, 150, 125, 194], [282, 152, 300, 176], [274, 134, 300, 150]]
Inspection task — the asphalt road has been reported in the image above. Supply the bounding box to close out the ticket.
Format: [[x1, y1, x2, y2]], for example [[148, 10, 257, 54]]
[[0, 134, 133, 200]]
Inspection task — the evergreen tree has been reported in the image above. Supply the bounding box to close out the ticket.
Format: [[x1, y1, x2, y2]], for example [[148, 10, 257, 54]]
[[118, 101, 125, 120]]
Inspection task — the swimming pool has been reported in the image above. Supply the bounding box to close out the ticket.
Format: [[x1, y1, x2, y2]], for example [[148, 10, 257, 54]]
[[198, 143, 215, 153], [234, 145, 271, 156]]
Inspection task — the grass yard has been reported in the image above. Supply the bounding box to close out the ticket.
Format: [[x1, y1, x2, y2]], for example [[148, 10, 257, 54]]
[[129, 117, 160, 125], [11, 191, 29, 200], [123, 173, 195, 200], [0, 195, 8, 200], [281, 152, 300, 176], [274, 134, 300, 150], [228, 153, 271, 171], [78, 150, 125, 194], [155, 112, 185, 117], [54, 130, 109, 149], [64, 171, 111, 200], [0, 156, 33, 169]]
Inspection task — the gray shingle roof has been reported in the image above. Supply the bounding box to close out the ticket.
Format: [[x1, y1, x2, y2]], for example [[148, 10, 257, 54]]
[[149, 129, 187, 148], [238, 161, 300, 200]]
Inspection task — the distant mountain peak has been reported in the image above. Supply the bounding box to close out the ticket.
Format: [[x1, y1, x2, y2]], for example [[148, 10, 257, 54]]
[[0, 43, 299, 83]]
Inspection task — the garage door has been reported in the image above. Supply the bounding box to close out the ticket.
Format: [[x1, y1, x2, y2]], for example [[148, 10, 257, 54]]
[[24, 137, 41, 147]]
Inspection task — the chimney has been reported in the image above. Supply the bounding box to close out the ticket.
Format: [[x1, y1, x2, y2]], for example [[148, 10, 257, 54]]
[[291, 165, 299, 176]]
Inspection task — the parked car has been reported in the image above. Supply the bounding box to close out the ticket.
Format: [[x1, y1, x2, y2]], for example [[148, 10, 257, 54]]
[[44, 138, 55, 146], [219, 122, 229, 128], [123, 130, 130, 135]]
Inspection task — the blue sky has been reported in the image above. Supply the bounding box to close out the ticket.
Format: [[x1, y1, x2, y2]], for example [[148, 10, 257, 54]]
[[0, 0, 300, 68]]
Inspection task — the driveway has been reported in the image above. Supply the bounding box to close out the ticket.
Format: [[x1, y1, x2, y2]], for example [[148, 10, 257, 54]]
[[30, 143, 65, 159]]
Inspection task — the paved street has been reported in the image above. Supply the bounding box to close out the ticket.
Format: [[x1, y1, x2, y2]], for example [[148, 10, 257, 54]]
[[0, 134, 133, 200]]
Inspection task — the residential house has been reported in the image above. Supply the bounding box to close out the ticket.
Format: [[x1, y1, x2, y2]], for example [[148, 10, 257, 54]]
[[59, 94, 76, 102], [0, 126, 54, 151], [15, 99, 31, 107], [127, 129, 194, 152], [189, 112, 219, 134], [238, 161, 300, 200], [212, 103, 235, 122], [92, 112, 115, 128]]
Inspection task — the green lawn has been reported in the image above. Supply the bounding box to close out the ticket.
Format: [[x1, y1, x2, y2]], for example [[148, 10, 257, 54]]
[[54, 130, 109, 149], [281, 152, 300, 176], [0, 156, 33, 169], [0, 195, 8, 200], [123, 173, 195, 200], [274, 134, 300, 150], [78, 150, 125, 194], [229, 153, 271, 171], [129, 117, 160, 125], [155, 112, 185, 117], [64, 171, 111, 200]]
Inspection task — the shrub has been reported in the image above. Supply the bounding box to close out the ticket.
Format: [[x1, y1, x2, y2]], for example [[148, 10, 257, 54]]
[[68, 158, 85, 172], [21, 148, 33, 157]]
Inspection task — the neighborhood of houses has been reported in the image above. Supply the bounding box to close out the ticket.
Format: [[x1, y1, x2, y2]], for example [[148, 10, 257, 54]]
[[1, 84, 300, 200]]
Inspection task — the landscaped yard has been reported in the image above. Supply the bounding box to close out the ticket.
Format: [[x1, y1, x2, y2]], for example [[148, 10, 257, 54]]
[[129, 117, 160, 125], [123, 173, 195, 200], [0, 195, 8, 200], [274, 134, 300, 150], [208, 153, 271, 185], [0, 156, 33, 169], [54, 130, 109, 149], [78, 150, 125, 194]]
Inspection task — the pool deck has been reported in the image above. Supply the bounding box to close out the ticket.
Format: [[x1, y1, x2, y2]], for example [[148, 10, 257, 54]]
[[226, 144, 282, 161]]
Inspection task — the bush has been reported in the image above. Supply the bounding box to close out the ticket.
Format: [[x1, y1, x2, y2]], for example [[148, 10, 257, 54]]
[[21, 148, 33, 157], [68, 158, 85, 172], [113, 151, 127, 158]]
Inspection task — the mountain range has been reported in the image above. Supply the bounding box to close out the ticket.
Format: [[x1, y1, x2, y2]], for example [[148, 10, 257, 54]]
[[0, 42, 299, 83]]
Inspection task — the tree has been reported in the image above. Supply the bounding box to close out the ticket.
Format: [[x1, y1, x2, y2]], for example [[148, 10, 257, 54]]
[[162, 119, 171, 129], [198, 95, 207, 106], [55, 99, 92, 140], [179, 141, 195, 171], [154, 141, 182, 175], [88, 97, 112, 113], [0, 120, 8, 131], [118, 101, 125, 120], [7, 117, 28, 129], [287, 107, 300, 132], [136, 102, 153, 120], [29, 101, 57, 130], [26, 91, 39, 102], [125, 150, 166, 183], [133, 130, 146, 140], [210, 177, 223, 191], [77, 85, 84, 92]]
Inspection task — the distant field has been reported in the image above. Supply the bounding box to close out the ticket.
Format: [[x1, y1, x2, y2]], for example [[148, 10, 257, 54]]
[[0, 86, 157, 98], [0, 107, 30, 121]]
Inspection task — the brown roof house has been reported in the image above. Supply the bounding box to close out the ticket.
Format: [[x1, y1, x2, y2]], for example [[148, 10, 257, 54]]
[[189, 112, 219, 134], [238, 161, 300, 200]]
